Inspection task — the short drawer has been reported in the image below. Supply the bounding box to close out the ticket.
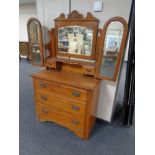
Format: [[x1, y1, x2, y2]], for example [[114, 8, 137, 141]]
[[34, 79, 87, 102], [36, 90, 86, 116], [36, 103, 84, 132]]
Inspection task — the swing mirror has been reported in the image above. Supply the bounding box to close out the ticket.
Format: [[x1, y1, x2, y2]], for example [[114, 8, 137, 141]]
[[58, 26, 93, 56], [95, 17, 128, 81], [27, 18, 44, 66], [55, 11, 99, 60]]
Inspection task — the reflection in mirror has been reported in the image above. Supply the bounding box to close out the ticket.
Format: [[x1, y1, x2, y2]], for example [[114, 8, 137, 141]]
[[29, 21, 41, 65], [58, 26, 93, 56], [100, 21, 124, 78]]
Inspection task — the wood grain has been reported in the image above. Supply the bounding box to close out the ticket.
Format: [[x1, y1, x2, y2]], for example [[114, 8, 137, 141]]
[[37, 102, 85, 132], [36, 90, 86, 116], [32, 70, 100, 139], [32, 70, 100, 91]]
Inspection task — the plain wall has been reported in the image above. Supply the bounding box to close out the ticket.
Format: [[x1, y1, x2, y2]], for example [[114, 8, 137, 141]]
[[19, 3, 37, 41], [71, 0, 131, 27], [36, 0, 69, 28]]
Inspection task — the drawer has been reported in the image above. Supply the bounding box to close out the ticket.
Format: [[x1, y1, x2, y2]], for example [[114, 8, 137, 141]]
[[36, 90, 86, 116], [35, 79, 87, 102], [36, 103, 84, 132]]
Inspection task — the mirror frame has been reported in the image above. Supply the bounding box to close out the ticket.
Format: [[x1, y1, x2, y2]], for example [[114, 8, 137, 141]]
[[27, 18, 44, 67], [54, 10, 99, 60], [95, 17, 128, 81]]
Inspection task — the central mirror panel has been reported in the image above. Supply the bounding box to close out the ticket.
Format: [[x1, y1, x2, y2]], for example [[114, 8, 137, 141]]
[[100, 21, 124, 78], [58, 26, 93, 56]]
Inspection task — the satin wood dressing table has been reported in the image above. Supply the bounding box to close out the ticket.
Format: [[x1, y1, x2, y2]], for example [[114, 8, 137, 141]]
[[28, 11, 128, 139]]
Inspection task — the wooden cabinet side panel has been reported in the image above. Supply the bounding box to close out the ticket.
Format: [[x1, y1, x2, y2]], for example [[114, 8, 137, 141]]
[[84, 82, 100, 139]]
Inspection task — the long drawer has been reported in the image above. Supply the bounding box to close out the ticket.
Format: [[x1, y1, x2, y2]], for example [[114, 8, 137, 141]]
[[36, 90, 86, 116], [36, 102, 84, 132], [34, 79, 87, 102]]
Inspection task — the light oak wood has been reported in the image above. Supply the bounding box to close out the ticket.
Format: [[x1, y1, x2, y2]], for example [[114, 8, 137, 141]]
[[36, 102, 85, 132], [32, 70, 100, 139], [32, 70, 100, 91], [34, 79, 87, 102], [46, 57, 96, 76], [36, 90, 86, 116], [95, 17, 128, 81], [55, 11, 99, 60]]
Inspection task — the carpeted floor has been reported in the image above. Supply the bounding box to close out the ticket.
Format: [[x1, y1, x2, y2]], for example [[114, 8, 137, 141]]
[[19, 61, 134, 155]]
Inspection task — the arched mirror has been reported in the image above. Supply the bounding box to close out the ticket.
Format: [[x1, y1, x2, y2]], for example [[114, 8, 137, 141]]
[[27, 18, 44, 66], [95, 17, 128, 81]]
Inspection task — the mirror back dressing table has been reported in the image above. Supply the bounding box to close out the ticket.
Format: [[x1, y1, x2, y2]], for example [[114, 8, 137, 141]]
[[27, 11, 128, 139]]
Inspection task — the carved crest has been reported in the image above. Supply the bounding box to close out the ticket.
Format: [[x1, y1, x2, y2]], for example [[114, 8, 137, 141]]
[[55, 13, 65, 20], [55, 10, 99, 21], [84, 12, 98, 21], [67, 10, 83, 19]]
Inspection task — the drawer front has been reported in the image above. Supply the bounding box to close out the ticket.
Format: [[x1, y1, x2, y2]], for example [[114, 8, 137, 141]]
[[36, 103, 84, 132], [35, 79, 87, 102], [36, 90, 86, 116]]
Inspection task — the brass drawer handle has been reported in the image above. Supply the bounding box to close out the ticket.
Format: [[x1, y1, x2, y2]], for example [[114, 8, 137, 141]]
[[72, 91, 80, 97], [39, 83, 47, 88], [71, 105, 80, 111], [40, 95, 48, 101], [41, 108, 49, 114], [71, 120, 80, 125]]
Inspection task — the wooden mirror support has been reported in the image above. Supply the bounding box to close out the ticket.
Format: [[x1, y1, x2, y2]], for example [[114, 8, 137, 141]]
[[55, 10, 99, 60], [95, 17, 128, 81], [46, 11, 100, 76], [27, 18, 44, 67]]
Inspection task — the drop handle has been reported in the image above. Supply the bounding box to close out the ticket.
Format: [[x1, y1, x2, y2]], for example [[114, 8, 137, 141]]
[[71, 105, 80, 111], [72, 91, 80, 97], [41, 108, 49, 114], [40, 95, 48, 101], [71, 120, 80, 125]]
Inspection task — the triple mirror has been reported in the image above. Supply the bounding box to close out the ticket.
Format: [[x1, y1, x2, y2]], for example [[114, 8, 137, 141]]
[[27, 18, 44, 66], [96, 17, 128, 81], [27, 13, 128, 82]]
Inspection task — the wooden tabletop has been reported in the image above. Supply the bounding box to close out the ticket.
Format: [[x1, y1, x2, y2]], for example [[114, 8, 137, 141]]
[[31, 70, 100, 91]]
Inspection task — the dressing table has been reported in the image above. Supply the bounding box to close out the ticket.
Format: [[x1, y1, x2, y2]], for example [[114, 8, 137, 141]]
[[27, 11, 128, 139]]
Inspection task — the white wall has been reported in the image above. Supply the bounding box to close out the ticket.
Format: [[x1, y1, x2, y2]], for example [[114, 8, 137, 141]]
[[72, 0, 131, 27], [36, 0, 69, 28], [19, 3, 37, 41], [37, 0, 131, 28]]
